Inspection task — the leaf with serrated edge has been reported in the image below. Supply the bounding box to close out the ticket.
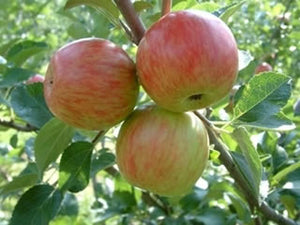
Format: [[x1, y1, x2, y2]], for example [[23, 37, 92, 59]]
[[9, 185, 63, 225], [35, 118, 74, 173], [233, 73, 292, 130], [59, 142, 93, 193], [232, 127, 262, 197]]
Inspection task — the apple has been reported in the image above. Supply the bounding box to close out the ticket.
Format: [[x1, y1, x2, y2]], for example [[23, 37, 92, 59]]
[[255, 62, 272, 74], [26, 74, 45, 84], [136, 10, 238, 112], [44, 38, 139, 130], [116, 105, 209, 197]]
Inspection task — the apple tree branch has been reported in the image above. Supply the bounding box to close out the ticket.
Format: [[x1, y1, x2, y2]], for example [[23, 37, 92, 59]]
[[0, 118, 37, 132], [110, 2, 298, 225]]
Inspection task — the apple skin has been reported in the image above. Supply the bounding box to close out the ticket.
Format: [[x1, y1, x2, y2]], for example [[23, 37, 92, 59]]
[[116, 105, 209, 197], [136, 10, 238, 112], [26, 74, 45, 84], [44, 38, 139, 130], [255, 62, 272, 74]]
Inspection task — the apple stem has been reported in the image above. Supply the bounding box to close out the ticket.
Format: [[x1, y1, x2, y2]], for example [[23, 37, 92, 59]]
[[193, 111, 298, 225], [113, 0, 146, 44], [161, 0, 172, 17]]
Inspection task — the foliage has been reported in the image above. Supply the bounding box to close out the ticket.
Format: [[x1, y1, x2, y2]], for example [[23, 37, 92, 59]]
[[0, 0, 299, 225]]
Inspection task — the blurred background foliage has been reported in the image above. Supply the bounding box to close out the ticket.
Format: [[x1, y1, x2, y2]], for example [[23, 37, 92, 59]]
[[0, 0, 299, 225]]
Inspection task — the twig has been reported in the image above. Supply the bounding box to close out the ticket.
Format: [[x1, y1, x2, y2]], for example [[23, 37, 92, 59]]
[[193, 111, 298, 225], [142, 192, 172, 215], [161, 0, 172, 17], [113, 0, 146, 44], [0, 118, 37, 132], [92, 130, 106, 145], [104, 166, 119, 177]]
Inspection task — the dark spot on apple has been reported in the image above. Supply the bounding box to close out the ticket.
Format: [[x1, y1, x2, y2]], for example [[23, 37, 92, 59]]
[[50, 80, 53, 84], [188, 94, 202, 101]]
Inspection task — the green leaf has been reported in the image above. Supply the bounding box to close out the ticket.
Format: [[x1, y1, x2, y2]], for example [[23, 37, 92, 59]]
[[58, 193, 79, 216], [0, 39, 20, 56], [0, 68, 35, 88], [67, 23, 90, 39], [289, 31, 300, 40], [194, 208, 227, 225], [6, 40, 48, 66], [34, 118, 74, 173], [10, 134, 18, 148], [280, 195, 297, 218], [232, 127, 262, 197], [231, 151, 262, 201], [59, 141, 93, 193], [272, 162, 300, 186], [233, 72, 293, 130], [0, 173, 38, 195], [180, 188, 207, 210], [91, 148, 115, 176], [10, 83, 53, 128], [173, 1, 219, 12], [218, 1, 245, 23], [9, 185, 63, 225], [241, 112, 295, 131], [133, 1, 152, 12], [227, 193, 251, 223], [64, 0, 119, 20], [238, 50, 253, 71], [112, 191, 136, 212]]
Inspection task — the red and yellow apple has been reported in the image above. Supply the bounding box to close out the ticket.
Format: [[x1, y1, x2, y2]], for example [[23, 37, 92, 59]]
[[136, 10, 238, 112], [255, 62, 272, 74], [116, 105, 209, 197], [44, 38, 139, 130], [26, 74, 45, 84]]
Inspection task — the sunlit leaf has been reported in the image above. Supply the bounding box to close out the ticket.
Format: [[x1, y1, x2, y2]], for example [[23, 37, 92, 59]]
[[133, 1, 152, 12], [233, 72, 294, 130], [218, 1, 245, 22], [272, 162, 300, 186], [64, 0, 119, 20]]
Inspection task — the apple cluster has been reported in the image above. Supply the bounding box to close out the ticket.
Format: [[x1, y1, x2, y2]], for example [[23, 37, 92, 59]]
[[44, 10, 238, 196]]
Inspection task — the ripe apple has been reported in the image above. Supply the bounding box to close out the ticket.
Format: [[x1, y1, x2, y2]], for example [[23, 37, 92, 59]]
[[26, 74, 45, 84], [44, 38, 139, 130], [255, 62, 272, 74], [136, 10, 238, 112], [116, 105, 209, 197]]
